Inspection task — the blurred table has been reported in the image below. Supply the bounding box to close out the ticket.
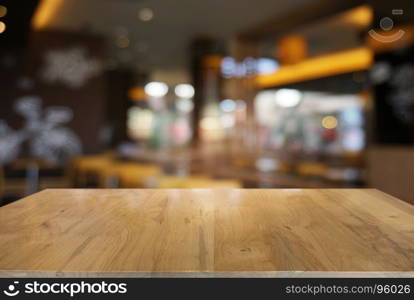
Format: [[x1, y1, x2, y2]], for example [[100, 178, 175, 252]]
[[1, 189, 414, 277]]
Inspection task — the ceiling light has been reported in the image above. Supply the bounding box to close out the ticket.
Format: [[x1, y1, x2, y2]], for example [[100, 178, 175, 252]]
[[257, 58, 279, 75], [145, 82, 168, 98], [0, 21, 5, 34], [274, 89, 302, 108], [138, 8, 153, 22], [175, 84, 194, 98], [220, 99, 236, 113]]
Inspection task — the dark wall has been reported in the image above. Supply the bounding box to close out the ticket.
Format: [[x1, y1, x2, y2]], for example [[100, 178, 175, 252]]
[[369, 0, 414, 144], [28, 30, 107, 153], [0, 0, 39, 49], [372, 47, 414, 144], [0, 30, 107, 154], [0, 0, 39, 129], [190, 37, 224, 142], [105, 69, 133, 147]]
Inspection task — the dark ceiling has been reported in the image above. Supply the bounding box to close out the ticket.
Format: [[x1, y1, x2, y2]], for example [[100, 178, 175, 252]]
[[32, 0, 316, 71]]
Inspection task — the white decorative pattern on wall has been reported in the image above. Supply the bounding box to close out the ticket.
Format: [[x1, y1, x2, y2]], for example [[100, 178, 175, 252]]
[[40, 47, 102, 88], [0, 96, 82, 165]]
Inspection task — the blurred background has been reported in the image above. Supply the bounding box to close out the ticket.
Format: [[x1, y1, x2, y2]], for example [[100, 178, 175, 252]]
[[1, 0, 414, 205]]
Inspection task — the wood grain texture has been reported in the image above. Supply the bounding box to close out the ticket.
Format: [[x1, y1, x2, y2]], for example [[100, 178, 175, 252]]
[[0, 189, 414, 277]]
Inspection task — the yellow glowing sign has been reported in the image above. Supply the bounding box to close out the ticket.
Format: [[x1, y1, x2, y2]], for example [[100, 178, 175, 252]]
[[256, 47, 373, 88], [339, 5, 373, 28], [32, 0, 65, 30]]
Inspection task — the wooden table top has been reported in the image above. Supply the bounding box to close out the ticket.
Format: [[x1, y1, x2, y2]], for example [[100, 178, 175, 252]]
[[1, 189, 414, 278]]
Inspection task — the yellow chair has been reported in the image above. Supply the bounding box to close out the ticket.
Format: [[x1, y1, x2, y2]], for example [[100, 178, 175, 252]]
[[101, 163, 162, 188], [297, 162, 327, 177], [153, 175, 241, 189], [154, 175, 186, 188], [183, 178, 241, 188]]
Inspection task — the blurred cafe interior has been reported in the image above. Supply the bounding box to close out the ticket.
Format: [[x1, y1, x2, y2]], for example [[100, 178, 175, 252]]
[[0, 0, 414, 205]]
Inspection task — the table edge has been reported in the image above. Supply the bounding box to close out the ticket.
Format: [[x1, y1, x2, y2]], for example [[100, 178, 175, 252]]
[[1, 271, 414, 278]]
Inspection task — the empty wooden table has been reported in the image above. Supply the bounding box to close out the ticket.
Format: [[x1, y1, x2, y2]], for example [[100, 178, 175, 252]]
[[0, 189, 414, 277]]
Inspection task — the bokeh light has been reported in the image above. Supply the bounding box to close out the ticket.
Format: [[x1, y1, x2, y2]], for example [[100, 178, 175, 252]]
[[274, 89, 302, 108], [0, 22, 6, 34], [0, 6, 7, 18], [322, 115, 338, 129], [220, 99, 236, 113], [145, 82, 168, 98], [138, 8, 154, 22], [175, 84, 194, 98], [176, 98, 194, 113]]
